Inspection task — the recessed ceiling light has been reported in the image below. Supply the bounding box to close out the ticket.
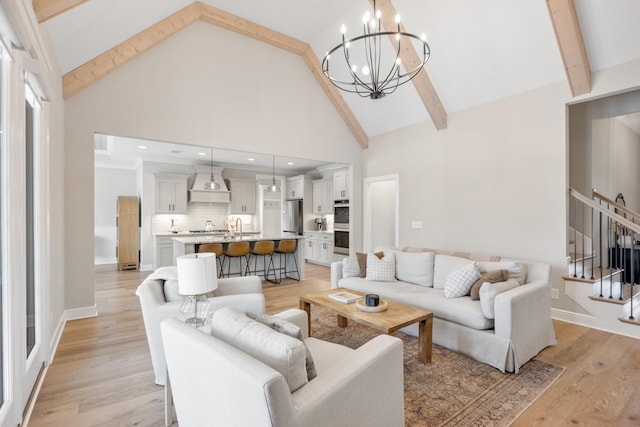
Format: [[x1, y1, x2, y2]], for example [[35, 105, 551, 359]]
[[138, 145, 147, 150], [197, 152, 206, 156], [248, 158, 255, 161]]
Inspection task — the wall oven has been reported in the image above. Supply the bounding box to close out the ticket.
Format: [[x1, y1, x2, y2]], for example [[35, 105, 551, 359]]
[[334, 230, 349, 255], [333, 201, 349, 255]]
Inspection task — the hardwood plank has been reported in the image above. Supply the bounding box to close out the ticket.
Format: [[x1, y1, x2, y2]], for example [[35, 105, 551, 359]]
[[373, 0, 448, 130], [546, 0, 591, 96], [33, 0, 88, 22], [28, 263, 640, 426]]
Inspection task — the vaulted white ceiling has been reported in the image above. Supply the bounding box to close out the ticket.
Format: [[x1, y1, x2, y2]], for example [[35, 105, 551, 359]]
[[39, 0, 640, 138]]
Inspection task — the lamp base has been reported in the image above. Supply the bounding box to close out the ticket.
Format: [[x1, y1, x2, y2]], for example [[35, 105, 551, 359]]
[[183, 316, 206, 328], [179, 294, 210, 328]]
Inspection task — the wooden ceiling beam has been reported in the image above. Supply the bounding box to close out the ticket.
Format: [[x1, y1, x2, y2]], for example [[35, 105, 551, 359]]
[[33, 0, 88, 22], [373, 0, 447, 130], [546, 0, 591, 96], [61, 1, 368, 148]]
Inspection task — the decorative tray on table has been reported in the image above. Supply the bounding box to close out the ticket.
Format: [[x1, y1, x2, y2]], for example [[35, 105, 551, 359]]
[[355, 299, 388, 313]]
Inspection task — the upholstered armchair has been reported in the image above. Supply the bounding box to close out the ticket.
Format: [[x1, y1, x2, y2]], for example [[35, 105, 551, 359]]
[[161, 308, 405, 427], [136, 267, 265, 385]]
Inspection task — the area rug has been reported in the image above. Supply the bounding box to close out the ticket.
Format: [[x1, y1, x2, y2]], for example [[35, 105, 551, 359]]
[[309, 307, 564, 427]]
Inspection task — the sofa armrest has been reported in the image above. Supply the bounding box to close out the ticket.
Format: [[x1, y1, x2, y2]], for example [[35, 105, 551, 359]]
[[290, 334, 404, 427], [214, 275, 262, 296], [208, 294, 266, 315], [330, 261, 344, 289], [274, 308, 309, 339], [494, 281, 557, 372]]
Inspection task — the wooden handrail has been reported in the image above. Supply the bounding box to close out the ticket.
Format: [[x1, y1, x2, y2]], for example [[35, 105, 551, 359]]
[[570, 188, 640, 236], [592, 189, 640, 223]]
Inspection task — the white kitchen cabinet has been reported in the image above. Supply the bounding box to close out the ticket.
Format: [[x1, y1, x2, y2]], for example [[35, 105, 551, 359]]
[[286, 176, 304, 200], [312, 179, 333, 214], [154, 174, 188, 214], [229, 179, 256, 214], [304, 232, 334, 266], [154, 236, 174, 269], [333, 169, 350, 201]]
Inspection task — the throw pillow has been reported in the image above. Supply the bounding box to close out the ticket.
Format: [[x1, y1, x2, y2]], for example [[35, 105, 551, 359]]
[[366, 253, 396, 282], [356, 251, 384, 278], [479, 278, 520, 319], [444, 262, 480, 298], [476, 261, 526, 285], [210, 308, 308, 392], [469, 269, 507, 300], [163, 279, 182, 302], [433, 255, 474, 289], [394, 251, 434, 287], [341, 257, 361, 278], [246, 312, 317, 381]]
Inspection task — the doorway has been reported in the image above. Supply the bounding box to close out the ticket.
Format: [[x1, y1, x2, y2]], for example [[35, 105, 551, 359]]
[[363, 175, 399, 252]]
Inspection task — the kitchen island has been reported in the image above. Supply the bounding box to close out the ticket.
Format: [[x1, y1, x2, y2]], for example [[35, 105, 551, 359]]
[[172, 233, 305, 280]]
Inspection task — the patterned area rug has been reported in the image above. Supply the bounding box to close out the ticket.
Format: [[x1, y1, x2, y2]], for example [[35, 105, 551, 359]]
[[309, 307, 564, 427]]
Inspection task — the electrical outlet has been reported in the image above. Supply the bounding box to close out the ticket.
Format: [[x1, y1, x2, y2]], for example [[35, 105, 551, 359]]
[[411, 220, 423, 229], [551, 288, 560, 300]]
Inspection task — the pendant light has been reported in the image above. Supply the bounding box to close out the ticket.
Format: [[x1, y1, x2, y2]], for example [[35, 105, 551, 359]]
[[204, 147, 221, 190], [266, 155, 280, 192]]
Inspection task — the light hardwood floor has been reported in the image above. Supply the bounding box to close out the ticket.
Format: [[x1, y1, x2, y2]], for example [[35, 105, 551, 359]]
[[28, 263, 640, 426]]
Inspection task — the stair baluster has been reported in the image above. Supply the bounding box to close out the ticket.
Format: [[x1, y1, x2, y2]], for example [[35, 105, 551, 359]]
[[590, 206, 595, 280], [573, 196, 578, 278], [581, 201, 585, 279], [598, 210, 604, 297]]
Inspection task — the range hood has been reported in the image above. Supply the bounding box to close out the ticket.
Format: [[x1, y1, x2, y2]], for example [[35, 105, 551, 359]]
[[189, 164, 230, 203]]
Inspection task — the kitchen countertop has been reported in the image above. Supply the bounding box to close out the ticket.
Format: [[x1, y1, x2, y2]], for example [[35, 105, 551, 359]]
[[171, 232, 303, 244], [154, 231, 260, 237]]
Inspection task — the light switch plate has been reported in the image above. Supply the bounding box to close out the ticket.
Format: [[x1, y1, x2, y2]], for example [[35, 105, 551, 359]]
[[551, 288, 559, 300], [411, 220, 423, 229]]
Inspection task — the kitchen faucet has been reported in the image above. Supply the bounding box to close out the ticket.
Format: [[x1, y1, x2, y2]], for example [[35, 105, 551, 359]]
[[235, 217, 243, 239]]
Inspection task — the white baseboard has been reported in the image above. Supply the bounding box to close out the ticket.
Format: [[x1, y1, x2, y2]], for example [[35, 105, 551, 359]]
[[551, 308, 640, 339], [94, 257, 117, 265], [64, 305, 98, 321]]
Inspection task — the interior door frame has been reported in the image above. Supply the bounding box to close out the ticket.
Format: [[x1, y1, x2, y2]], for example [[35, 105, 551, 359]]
[[363, 174, 400, 252]]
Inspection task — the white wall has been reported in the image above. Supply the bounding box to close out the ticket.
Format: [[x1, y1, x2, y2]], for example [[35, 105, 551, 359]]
[[64, 21, 363, 310], [94, 167, 137, 264], [365, 58, 640, 314]]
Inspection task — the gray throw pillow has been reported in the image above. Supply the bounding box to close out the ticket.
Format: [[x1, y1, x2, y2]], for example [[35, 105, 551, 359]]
[[246, 312, 317, 381]]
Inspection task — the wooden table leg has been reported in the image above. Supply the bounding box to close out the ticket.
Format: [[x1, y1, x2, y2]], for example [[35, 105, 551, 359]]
[[300, 300, 311, 337], [337, 314, 348, 328], [418, 315, 433, 363]]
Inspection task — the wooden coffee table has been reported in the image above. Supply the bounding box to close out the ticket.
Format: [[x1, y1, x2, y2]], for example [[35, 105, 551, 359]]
[[299, 288, 433, 363]]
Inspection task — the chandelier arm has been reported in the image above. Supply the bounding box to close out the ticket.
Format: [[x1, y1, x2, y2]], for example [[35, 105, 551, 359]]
[[375, 32, 403, 93], [341, 38, 375, 93]]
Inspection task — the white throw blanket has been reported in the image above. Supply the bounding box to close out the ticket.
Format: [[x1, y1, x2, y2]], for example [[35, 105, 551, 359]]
[[146, 266, 178, 282]]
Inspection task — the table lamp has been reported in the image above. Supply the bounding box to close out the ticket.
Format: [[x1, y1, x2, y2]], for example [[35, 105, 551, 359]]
[[177, 253, 218, 327]]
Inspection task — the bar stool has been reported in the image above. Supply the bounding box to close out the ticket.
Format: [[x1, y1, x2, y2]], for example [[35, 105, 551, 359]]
[[222, 241, 250, 278], [247, 240, 276, 283], [198, 243, 224, 278], [273, 239, 300, 283]]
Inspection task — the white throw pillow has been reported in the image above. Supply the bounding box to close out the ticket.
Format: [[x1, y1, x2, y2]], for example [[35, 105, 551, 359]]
[[479, 278, 520, 319], [163, 279, 182, 302], [476, 261, 526, 285], [433, 255, 474, 289], [210, 308, 308, 392], [342, 257, 361, 278], [444, 262, 480, 298], [395, 251, 434, 286], [366, 253, 396, 282]]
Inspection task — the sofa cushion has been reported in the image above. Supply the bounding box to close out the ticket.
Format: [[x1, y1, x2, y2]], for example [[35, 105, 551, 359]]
[[342, 257, 361, 278], [210, 308, 308, 392], [366, 253, 396, 282], [433, 255, 474, 289], [356, 252, 383, 278], [163, 279, 182, 302], [470, 270, 507, 301], [246, 312, 317, 381], [476, 261, 526, 285], [479, 279, 520, 319], [394, 251, 434, 287], [444, 262, 480, 298]]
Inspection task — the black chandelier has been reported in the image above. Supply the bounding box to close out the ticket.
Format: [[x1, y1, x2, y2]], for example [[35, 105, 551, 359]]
[[322, 0, 430, 100]]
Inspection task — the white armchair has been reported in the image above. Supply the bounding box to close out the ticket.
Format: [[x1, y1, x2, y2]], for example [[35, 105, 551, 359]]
[[136, 267, 265, 385], [161, 308, 405, 427]]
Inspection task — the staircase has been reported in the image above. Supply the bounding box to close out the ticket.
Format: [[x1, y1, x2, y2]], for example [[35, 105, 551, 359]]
[[562, 188, 640, 337]]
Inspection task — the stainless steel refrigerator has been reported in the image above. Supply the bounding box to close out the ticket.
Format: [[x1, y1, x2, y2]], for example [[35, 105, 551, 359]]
[[283, 199, 303, 235]]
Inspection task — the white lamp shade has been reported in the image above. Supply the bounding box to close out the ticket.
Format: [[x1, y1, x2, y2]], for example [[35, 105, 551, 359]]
[[177, 253, 218, 296]]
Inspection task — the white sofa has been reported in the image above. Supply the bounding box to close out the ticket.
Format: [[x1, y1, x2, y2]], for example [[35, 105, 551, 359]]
[[331, 247, 556, 373], [161, 308, 404, 427], [136, 267, 266, 385]]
